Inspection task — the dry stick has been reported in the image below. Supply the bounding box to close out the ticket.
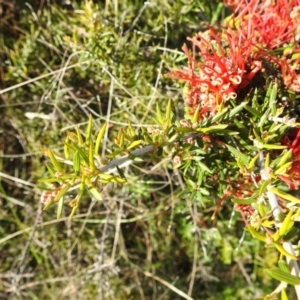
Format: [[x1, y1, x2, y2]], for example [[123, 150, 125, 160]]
[[141, 270, 194, 300], [140, 16, 168, 124], [0, 213, 95, 245], [0, 62, 86, 95], [258, 152, 300, 298], [101, 78, 114, 158], [97, 207, 111, 300]]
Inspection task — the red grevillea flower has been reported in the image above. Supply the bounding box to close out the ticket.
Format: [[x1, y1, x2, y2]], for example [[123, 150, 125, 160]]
[[230, 0, 300, 92], [230, 0, 300, 49], [278, 128, 300, 189], [171, 28, 261, 120]]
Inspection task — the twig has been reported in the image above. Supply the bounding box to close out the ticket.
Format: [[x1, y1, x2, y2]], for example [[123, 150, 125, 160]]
[[0, 62, 86, 95], [141, 270, 194, 300], [97, 132, 199, 174]]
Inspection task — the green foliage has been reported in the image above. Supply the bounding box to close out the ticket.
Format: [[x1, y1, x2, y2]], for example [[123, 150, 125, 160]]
[[2, 0, 300, 299]]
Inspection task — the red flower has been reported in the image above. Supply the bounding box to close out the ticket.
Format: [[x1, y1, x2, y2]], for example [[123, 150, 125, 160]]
[[230, 0, 300, 49], [170, 27, 261, 120]]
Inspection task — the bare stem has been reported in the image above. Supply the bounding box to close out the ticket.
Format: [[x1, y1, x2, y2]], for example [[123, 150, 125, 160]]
[[97, 132, 199, 174]]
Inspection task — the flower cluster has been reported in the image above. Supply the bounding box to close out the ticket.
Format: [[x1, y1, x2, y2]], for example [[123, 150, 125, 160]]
[[171, 28, 262, 120], [231, 0, 300, 49], [231, 0, 300, 92], [171, 0, 300, 121]]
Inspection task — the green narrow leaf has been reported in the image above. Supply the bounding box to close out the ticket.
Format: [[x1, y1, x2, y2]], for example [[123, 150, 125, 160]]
[[99, 173, 126, 184], [57, 196, 64, 219], [278, 150, 292, 168], [130, 155, 144, 162], [226, 144, 249, 165], [48, 149, 63, 173], [237, 156, 245, 170], [265, 81, 273, 100], [294, 207, 300, 221], [252, 128, 262, 143], [68, 143, 89, 165], [89, 142, 96, 170], [228, 101, 248, 118], [269, 187, 300, 203], [106, 148, 124, 159], [53, 183, 71, 202], [231, 196, 257, 205], [197, 124, 228, 133], [244, 104, 261, 118], [89, 187, 103, 201], [262, 144, 287, 150], [258, 107, 271, 127], [141, 127, 155, 144], [259, 179, 271, 196], [192, 105, 201, 123], [283, 227, 299, 241], [257, 202, 270, 217], [73, 151, 81, 175], [69, 189, 84, 219], [196, 161, 212, 173], [248, 154, 259, 169], [127, 122, 135, 138], [165, 99, 172, 122], [46, 163, 56, 176], [278, 260, 290, 273], [266, 268, 300, 285], [210, 2, 223, 24], [66, 131, 79, 142], [209, 107, 229, 123], [168, 133, 179, 143], [175, 127, 194, 133], [279, 210, 294, 237], [274, 242, 300, 260], [247, 225, 266, 242], [265, 153, 270, 168], [116, 128, 125, 148], [95, 123, 107, 154], [281, 288, 289, 300], [69, 179, 85, 218], [75, 126, 84, 145], [127, 140, 143, 150], [64, 136, 70, 159], [274, 162, 292, 175], [43, 198, 55, 211], [86, 114, 93, 144], [270, 82, 278, 106], [269, 122, 284, 135], [156, 103, 163, 124]]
